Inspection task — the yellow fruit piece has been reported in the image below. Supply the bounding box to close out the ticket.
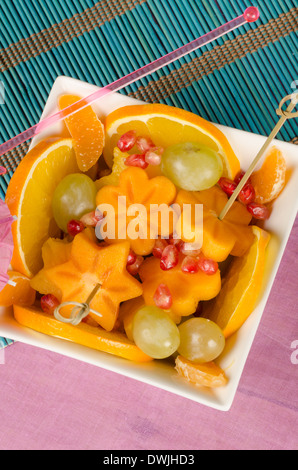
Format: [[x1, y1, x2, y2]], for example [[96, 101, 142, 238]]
[[203, 226, 270, 338], [251, 146, 286, 205], [175, 355, 228, 388], [59, 94, 105, 172], [5, 138, 80, 278], [119, 296, 145, 341], [41, 238, 72, 269], [0, 271, 36, 307], [95, 147, 128, 191], [104, 103, 240, 179], [13, 305, 153, 363]]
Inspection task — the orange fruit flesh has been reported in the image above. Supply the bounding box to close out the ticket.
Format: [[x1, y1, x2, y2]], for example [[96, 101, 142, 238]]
[[104, 104, 240, 179], [13, 305, 153, 363], [203, 226, 270, 338], [0, 272, 36, 307], [251, 146, 286, 204], [59, 94, 105, 172], [175, 355, 228, 388]]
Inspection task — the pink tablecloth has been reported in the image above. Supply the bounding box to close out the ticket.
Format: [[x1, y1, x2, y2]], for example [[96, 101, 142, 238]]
[[0, 219, 297, 451]]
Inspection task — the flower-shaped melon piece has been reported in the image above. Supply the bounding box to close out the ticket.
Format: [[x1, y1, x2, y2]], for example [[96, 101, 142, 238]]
[[30, 230, 143, 331], [139, 255, 221, 317], [175, 186, 254, 261], [96, 167, 177, 256]]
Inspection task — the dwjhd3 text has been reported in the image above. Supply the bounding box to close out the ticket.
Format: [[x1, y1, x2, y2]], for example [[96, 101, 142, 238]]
[[103, 454, 195, 467]]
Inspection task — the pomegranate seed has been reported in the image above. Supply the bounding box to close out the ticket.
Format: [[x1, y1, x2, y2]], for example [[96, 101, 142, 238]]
[[80, 210, 104, 227], [67, 219, 85, 237], [117, 130, 137, 152], [145, 147, 164, 166], [218, 177, 237, 197], [234, 170, 251, 185], [41, 294, 60, 315], [197, 256, 218, 275], [181, 256, 200, 274], [127, 249, 137, 266], [153, 238, 169, 258], [125, 154, 149, 169], [238, 182, 256, 205], [153, 284, 173, 310], [136, 136, 154, 153], [247, 203, 270, 220], [168, 237, 185, 252], [180, 242, 201, 257], [126, 255, 144, 276], [160, 244, 179, 271]]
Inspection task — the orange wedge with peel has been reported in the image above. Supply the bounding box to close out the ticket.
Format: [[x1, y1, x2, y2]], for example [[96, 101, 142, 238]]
[[104, 103, 240, 179], [0, 271, 36, 307], [175, 356, 228, 388], [59, 94, 105, 172], [5, 138, 80, 278], [251, 146, 286, 205], [13, 305, 153, 363], [203, 226, 270, 338]]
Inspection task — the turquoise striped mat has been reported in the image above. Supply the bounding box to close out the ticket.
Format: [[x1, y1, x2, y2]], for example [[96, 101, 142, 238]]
[[0, 0, 297, 347]]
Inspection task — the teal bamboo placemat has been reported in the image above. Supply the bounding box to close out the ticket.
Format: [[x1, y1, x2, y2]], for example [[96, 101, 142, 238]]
[[0, 0, 297, 347]]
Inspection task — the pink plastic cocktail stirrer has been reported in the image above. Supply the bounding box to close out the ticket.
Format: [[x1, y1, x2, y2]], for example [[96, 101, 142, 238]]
[[0, 7, 259, 158]]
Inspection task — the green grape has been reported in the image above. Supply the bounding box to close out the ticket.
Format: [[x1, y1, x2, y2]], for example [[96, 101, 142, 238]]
[[132, 306, 180, 359], [178, 318, 225, 363], [52, 173, 97, 233], [161, 142, 223, 191]]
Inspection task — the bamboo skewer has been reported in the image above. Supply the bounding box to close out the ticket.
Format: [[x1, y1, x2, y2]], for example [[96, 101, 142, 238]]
[[54, 283, 102, 326], [219, 93, 298, 221]]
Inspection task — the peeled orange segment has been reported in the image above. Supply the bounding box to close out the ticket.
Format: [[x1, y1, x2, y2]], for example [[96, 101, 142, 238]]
[[203, 226, 270, 338], [59, 94, 105, 172], [13, 305, 153, 363], [175, 355, 228, 388], [5, 138, 80, 278], [104, 104, 240, 179], [251, 146, 286, 204], [0, 271, 36, 307]]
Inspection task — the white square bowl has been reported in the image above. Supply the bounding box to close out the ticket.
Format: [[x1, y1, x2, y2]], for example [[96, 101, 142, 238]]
[[1, 76, 297, 411]]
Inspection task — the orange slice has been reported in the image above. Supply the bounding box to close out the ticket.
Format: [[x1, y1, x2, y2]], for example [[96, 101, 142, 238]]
[[13, 305, 153, 363], [5, 138, 80, 278], [203, 226, 270, 338], [0, 271, 36, 307], [59, 94, 105, 172], [175, 356, 228, 388], [251, 146, 287, 204], [104, 103, 240, 179]]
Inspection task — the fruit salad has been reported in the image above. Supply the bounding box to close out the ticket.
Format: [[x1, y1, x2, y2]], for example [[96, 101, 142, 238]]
[[1, 97, 287, 389]]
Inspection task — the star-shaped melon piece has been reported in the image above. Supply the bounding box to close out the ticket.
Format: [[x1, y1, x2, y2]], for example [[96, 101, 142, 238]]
[[30, 231, 143, 331]]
